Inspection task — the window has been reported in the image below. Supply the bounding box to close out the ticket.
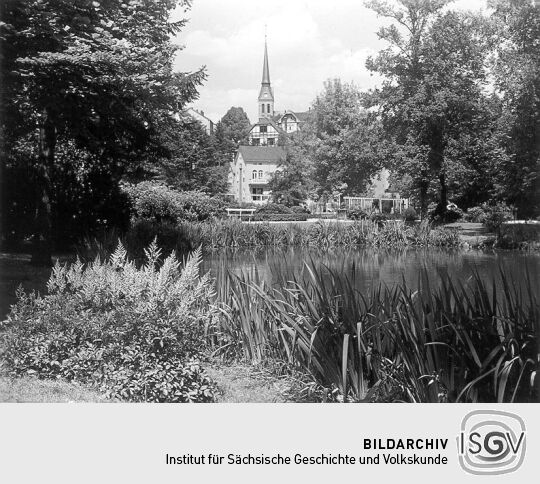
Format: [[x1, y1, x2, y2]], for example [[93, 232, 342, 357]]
[[252, 138, 260, 146], [268, 138, 275, 146], [252, 170, 257, 179], [260, 125, 267, 133], [261, 104, 265, 114], [267, 104, 270, 113], [258, 170, 263, 179]]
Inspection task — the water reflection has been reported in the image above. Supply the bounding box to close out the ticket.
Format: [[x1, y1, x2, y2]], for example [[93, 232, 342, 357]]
[[203, 247, 540, 294]]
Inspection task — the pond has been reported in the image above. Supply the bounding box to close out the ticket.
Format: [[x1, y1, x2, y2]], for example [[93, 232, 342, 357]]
[[1, 248, 539, 320], [203, 247, 540, 294]]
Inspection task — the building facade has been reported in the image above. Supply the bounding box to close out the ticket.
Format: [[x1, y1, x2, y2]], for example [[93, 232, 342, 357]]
[[186, 108, 215, 135], [229, 146, 285, 204]]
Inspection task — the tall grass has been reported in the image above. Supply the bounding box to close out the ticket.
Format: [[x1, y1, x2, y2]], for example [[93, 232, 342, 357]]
[[212, 263, 539, 403], [76, 220, 461, 261], [180, 219, 461, 250]]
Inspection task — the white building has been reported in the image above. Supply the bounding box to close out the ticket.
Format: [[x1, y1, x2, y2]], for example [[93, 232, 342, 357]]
[[186, 108, 215, 135], [229, 146, 285, 204]]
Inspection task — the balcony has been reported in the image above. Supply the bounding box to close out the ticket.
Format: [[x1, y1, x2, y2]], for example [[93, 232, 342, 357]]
[[252, 194, 270, 203], [248, 176, 270, 185]]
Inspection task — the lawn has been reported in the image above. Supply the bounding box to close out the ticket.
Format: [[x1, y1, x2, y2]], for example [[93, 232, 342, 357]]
[[0, 376, 105, 403]]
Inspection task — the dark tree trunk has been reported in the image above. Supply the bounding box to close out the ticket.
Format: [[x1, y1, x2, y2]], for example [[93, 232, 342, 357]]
[[427, 123, 446, 217], [419, 176, 429, 219], [31, 109, 56, 267], [439, 168, 448, 214]]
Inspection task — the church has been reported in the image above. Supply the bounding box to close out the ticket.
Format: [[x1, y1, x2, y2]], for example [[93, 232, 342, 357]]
[[228, 37, 308, 204], [227, 36, 397, 206]]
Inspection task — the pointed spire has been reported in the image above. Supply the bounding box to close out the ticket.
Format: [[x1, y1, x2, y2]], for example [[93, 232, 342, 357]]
[[261, 32, 271, 85]]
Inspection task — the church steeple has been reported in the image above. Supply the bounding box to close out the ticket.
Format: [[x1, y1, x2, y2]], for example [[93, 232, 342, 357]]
[[258, 33, 274, 119]]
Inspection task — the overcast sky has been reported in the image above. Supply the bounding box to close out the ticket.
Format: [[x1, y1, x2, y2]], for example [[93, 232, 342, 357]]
[[173, 0, 489, 123]]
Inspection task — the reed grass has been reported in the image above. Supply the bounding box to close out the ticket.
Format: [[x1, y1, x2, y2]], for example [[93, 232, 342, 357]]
[[179, 219, 461, 250], [76, 220, 461, 262], [211, 263, 539, 403]]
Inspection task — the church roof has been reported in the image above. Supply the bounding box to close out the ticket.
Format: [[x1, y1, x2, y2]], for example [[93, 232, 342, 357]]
[[237, 145, 285, 164], [261, 38, 271, 85]]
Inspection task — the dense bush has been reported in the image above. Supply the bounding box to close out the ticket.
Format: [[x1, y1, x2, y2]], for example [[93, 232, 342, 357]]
[[1, 242, 217, 402], [403, 207, 417, 222], [482, 202, 514, 232], [370, 212, 388, 226], [348, 208, 369, 220], [123, 181, 225, 224], [429, 202, 464, 223], [254, 203, 292, 214], [252, 213, 309, 222], [465, 206, 486, 223], [290, 205, 311, 214]]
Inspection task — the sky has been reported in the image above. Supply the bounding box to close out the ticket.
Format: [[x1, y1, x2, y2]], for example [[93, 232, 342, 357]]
[[172, 0, 489, 124]]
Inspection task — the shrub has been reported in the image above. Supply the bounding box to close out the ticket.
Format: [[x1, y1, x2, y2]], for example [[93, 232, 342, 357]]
[[251, 213, 309, 222], [123, 181, 225, 224], [465, 206, 486, 223], [482, 202, 513, 232], [255, 203, 292, 214], [429, 202, 463, 223], [348, 208, 369, 220], [370, 212, 388, 226], [403, 207, 417, 222], [1, 242, 217, 402], [443, 205, 464, 223], [290, 205, 311, 214]]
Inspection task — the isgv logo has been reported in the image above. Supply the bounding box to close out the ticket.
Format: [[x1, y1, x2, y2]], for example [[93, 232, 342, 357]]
[[457, 410, 526, 475]]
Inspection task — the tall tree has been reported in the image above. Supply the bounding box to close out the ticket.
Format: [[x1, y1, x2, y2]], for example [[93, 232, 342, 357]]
[[304, 79, 383, 201], [214, 106, 251, 163], [366, 0, 492, 217], [0, 0, 205, 264], [268, 135, 313, 206], [490, 0, 540, 217]]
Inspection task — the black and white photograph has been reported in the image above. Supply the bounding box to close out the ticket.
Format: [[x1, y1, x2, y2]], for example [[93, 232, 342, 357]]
[[0, 0, 539, 409]]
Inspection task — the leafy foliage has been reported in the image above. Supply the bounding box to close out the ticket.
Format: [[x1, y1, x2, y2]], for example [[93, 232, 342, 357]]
[[268, 142, 313, 206], [490, 0, 540, 217], [214, 263, 539, 402], [482, 202, 513, 232], [0, 0, 205, 262], [214, 107, 252, 160], [255, 203, 293, 215], [366, 1, 495, 216], [123, 181, 226, 223], [348, 209, 370, 220], [252, 214, 309, 222], [1, 243, 217, 402], [301, 80, 383, 200]]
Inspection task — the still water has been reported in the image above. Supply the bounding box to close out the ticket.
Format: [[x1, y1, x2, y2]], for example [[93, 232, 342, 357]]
[[203, 247, 540, 293]]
